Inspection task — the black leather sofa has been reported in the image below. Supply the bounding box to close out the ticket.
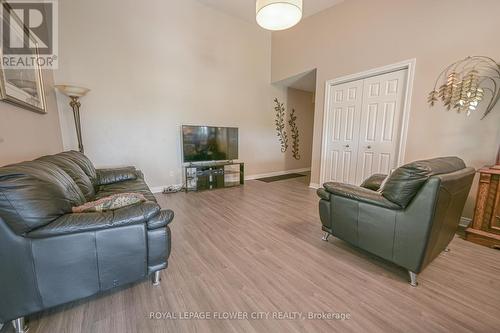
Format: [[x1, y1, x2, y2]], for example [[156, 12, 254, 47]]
[[0, 151, 173, 332], [317, 157, 474, 286]]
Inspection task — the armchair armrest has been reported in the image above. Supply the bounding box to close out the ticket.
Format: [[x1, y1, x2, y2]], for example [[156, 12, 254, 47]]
[[96, 167, 138, 185], [27, 201, 161, 238], [317, 188, 331, 201], [323, 182, 401, 210], [360, 173, 387, 191]]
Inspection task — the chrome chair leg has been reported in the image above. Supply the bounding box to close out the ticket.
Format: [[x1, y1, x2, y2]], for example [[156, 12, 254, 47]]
[[12, 317, 28, 333], [321, 232, 330, 241], [152, 270, 161, 286], [409, 271, 418, 287]]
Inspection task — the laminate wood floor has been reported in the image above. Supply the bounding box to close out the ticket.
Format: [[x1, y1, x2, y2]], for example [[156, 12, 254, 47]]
[[24, 178, 500, 333]]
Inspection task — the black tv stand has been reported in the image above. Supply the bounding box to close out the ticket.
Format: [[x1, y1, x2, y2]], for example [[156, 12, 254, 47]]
[[184, 161, 244, 192]]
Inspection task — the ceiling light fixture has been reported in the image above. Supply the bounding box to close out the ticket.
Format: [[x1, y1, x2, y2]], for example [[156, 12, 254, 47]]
[[256, 0, 303, 31]]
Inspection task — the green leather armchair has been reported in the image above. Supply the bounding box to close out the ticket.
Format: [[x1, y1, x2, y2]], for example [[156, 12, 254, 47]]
[[317, 157, 475, 286]]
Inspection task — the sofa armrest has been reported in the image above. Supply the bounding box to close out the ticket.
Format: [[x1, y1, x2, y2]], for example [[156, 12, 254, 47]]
[[323, 182, 401, 210], [96, 167, 138, 185], [147, 209, 174, 230], [27, 201, 161, 238], [360, 173, 387, 191]]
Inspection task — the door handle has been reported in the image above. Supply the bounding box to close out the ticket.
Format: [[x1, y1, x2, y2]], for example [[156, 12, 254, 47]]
[[366, 145, 372, 149], [344, 144, 350, 148]]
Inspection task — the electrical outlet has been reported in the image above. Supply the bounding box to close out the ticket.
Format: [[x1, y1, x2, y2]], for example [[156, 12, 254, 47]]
[[169, 170, 174, 177]]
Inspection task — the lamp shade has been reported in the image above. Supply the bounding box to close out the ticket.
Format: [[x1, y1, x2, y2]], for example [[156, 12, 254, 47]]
[[55, 84, 90, 98], [256, 0, 302, 31]]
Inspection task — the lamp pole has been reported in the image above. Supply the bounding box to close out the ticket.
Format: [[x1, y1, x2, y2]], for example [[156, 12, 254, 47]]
[[55, 85, 90, 153], [69, 96, 84, 153]]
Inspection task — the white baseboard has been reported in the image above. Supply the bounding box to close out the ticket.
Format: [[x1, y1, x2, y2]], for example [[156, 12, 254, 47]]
[[459, 217, 472, 228], [150, 187, 163, 194], [309, 183, 320, 189], [245, 167, 311, 181]]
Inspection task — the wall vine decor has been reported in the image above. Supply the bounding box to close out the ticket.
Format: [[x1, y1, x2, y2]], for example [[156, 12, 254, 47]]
[[273, 98, 288, 153], [428, 56, 500, 119], [288, 109, 300, 160]]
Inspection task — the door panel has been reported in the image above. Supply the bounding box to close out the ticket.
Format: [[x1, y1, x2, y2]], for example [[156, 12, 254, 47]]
[[354, 70, 407, 184], [323, 80, 363, 184], [323, 68, 408, 186]]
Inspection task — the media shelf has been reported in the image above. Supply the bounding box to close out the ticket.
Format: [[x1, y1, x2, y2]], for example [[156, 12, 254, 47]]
[[184, 162, 244, 192]]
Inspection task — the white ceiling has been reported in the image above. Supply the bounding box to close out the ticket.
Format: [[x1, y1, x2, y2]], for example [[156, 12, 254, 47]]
[[196, 0, 344, 24]]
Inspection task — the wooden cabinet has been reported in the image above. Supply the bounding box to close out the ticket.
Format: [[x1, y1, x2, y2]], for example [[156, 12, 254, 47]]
[[465, 166, 500, 249]]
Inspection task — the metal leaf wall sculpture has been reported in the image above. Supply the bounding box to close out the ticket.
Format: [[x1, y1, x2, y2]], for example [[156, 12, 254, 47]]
[[273, 98, 288, 152], [288, 109, 300, 160], [428, 56, 500, 119]]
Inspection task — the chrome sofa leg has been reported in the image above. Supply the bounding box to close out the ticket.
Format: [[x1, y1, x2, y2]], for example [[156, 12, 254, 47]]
[[321, 232, 330, 241], [152, 270, 161, 286], [444, 248, 451, 252], [409, 271, 418, 287], [12, 317, 28, 333]]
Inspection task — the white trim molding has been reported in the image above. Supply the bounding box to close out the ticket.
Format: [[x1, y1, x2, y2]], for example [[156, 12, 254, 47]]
[[245, 167, 311, 181], [309, 183, 320, 189], [320, 58, 416, 186]]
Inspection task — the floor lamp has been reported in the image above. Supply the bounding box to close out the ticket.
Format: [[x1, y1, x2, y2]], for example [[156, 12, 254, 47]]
[[55, 85, 90, 153]]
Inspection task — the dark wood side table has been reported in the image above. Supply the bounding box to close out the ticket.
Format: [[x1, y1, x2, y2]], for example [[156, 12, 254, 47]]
[[465, 166, 500, 249]]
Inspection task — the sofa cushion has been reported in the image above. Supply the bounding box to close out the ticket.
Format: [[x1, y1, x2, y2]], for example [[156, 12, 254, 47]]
[[0, 160, 86, 234], [95, 178, 157, 203], [381, 156, 466, 208], [38, 154, 95, 200], [96, 167, 138, 186], [57, 151, 97, 184]]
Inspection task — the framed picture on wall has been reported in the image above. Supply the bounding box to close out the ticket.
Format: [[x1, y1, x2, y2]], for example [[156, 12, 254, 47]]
[[0, 1, 47, 114]]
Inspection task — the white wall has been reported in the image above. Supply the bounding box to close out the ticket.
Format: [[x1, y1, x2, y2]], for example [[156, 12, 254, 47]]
[[0, 69, 63, 166], [55, 0, 289, 188], [272, 0, 500, 216]]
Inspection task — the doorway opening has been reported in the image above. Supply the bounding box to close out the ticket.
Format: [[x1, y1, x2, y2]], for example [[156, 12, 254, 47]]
[[274, 69, 317, 185]]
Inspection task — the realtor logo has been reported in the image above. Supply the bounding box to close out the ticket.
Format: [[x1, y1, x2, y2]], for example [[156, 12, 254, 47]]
[[1, 0, 58, 68]]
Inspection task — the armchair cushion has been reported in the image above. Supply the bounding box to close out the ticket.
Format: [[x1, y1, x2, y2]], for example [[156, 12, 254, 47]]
[[96, 167, 138, 186], [381, 156, 466, 208], [360, 173, 387, 191], [323, 182, 401, 210], [28, 201, 161, 238]]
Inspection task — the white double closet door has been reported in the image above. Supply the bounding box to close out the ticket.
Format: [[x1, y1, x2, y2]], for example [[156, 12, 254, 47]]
[[322, 69, 408, 185]]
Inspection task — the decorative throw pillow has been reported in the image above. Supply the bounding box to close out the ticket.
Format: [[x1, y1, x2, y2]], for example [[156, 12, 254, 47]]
[[72, 193, 146, 213]]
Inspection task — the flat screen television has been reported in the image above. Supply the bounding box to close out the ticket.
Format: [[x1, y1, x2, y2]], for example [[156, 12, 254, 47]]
[[182, 125, 239, 163]]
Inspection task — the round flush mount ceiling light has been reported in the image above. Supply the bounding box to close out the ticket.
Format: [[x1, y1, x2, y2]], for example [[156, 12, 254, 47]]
[[256, 0, 303, 31]]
